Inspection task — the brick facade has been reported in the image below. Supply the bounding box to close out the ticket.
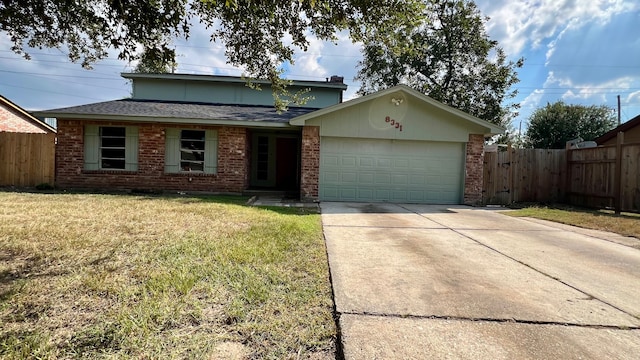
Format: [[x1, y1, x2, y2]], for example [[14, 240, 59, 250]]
[[300, 126, 320, 201], [0, 104, 48, 133], [56, 119, 249, 193], [463, 133, 485, 205], [55, 120, 486, 203]]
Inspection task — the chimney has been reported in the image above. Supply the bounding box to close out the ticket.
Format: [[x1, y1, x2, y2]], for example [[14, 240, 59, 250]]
[[329, 75, 344, 84]]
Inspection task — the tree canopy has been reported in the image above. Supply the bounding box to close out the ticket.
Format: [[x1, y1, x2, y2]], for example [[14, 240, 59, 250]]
[[133, 47, 177, 74], [355, 0, 523, 127], [525, 101, 617, 149], [1, 0, 422, 109]]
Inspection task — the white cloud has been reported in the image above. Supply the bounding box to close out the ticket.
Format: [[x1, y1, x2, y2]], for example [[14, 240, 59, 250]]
[[518, 88, 546, 121], [477, 0, 637, 57], [175, 45, 244, 76], [286, 31, 362, 100], [291, 36, 328, 79], [626, 91, 640, 104], [559, 77, 633, 103]]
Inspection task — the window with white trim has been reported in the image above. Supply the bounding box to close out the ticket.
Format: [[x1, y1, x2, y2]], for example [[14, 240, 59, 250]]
[[165, 128, 218, 174], [84, 125, 138, 171]]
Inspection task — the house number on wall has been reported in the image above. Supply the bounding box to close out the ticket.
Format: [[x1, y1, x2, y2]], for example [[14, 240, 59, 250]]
[[385, 116, 403, 131]]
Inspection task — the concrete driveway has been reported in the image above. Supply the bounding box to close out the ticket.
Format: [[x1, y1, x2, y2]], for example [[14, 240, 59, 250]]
[[321, 202, 640, 359]]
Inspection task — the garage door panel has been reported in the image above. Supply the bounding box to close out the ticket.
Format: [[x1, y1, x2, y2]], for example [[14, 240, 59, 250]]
[[408, 191, 425, 202], [375, 173, 391, 185], [339, 187, 357, 200], [359, 173, 375, 184], [392, 174, 408, 185], [394, 158, 410, 169], [391, 190, 408, 202], [323, 154, 339, 166], [341, 172, 357, 183], [341, 156, 357, 167], [375, 189, 391, 201], [410, 159, 427, 170], [409, 175, 425, 186], [377, 158, 392, 168], [359, 157, 375, 167], [322, 186, 339, 198], [320, 137, 463, 204], [358, 188, 374, 199], [323, 171, 339, 182]]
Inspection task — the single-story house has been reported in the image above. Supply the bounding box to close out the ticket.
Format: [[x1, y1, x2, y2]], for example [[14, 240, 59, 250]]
[[1, 94, 56, 133], [595, 114, 640, 145], [36, 73, 503, 205]]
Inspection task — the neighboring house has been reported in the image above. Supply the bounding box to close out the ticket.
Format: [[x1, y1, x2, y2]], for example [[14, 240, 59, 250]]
[[36, 73, 502, 205], [595, 114, 640, 146], [0, 95, 56, 133]]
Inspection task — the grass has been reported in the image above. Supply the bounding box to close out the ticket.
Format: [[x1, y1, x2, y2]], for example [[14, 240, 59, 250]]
[[505, 204, 640, 240], [0, 192, 335, 359]]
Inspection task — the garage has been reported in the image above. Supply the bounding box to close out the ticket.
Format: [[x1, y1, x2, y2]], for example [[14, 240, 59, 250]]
[[290, 85, 503, 205], [320, 137, 464, 203]]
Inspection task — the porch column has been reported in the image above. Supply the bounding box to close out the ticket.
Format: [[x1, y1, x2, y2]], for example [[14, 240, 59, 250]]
[[300, 126, 320, 201], [464, 133, 484, 205]]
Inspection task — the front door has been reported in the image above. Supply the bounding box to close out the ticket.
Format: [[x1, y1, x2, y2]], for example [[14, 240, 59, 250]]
[[250, 133, 300, 190]]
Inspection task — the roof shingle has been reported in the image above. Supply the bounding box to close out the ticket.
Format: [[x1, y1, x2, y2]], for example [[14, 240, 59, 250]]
[[38, 99, 316, 124]]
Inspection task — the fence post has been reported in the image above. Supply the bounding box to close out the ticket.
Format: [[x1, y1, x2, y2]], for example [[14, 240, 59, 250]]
[[614, 132, 624, 214], [564, 142, 572, 203], [508, 145, 514, 204]]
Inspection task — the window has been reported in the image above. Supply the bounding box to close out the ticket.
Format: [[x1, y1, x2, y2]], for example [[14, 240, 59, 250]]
[[165, 128, 218, 174], [100, 127, 126, 169], [84, 125, 138, 171], [180, 130, 205, 172]]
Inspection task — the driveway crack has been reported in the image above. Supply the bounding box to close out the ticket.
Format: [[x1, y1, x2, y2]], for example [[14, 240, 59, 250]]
[[338, 310, 640, 330]]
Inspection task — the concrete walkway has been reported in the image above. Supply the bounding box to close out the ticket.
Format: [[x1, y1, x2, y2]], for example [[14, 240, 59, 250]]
[[321, 202, 640, 359]]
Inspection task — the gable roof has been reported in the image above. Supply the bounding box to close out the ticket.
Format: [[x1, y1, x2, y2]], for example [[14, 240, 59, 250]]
[[595, 114, 640, 144], [0, 95, 56, 133], [34, 99, 316, 128], [290, 84, 504, 135]]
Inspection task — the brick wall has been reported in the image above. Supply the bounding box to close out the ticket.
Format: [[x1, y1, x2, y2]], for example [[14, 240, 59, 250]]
[[464, 133, 484, 205], [56, 119, 249, 193], [300, 126, 320, 201], [0, 104, 48, 133]]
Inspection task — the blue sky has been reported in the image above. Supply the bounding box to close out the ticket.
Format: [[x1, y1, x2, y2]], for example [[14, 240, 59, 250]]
[[1, 0, 639, 132]]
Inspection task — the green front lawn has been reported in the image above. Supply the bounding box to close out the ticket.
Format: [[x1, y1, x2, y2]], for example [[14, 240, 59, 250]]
[[505, 205, 640, 240], [0, 192, 334, 359]]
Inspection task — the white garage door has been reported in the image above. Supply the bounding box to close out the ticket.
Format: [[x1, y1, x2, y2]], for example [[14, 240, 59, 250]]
[[320, 137, 465, 204]]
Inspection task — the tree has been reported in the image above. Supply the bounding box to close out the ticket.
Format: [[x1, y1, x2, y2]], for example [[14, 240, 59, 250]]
[[133, 46, 177, 74], [525, 101, 617, 149], [355, 0, 523, 127], [1, 0, 422, 110]]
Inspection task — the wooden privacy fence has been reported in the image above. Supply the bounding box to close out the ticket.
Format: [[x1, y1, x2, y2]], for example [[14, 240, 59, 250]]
[[0, 132, 55, 187], [483, 137, 640, 213], [566, 138, 640, 212], [483, 148, 566, 205]]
